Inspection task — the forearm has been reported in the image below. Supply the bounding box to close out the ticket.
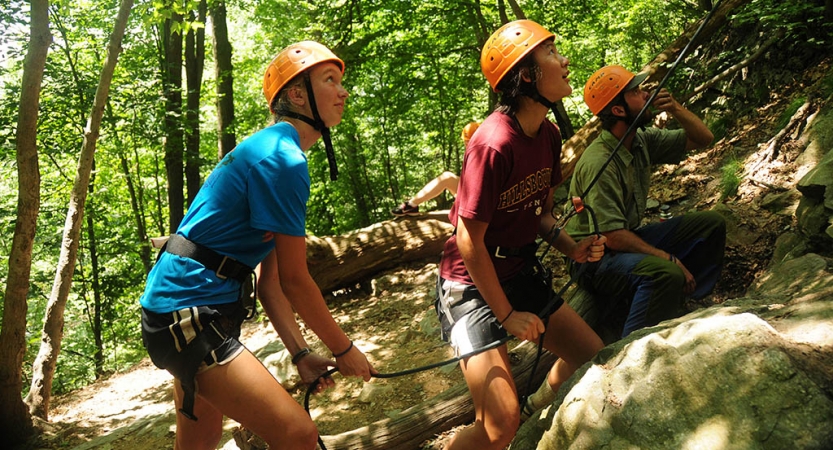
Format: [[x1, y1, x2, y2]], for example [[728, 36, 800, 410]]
[[604, 228, 671, 259], [672, 106, 713, 149], [281, 273, 351, 355], [259, 288, 308, 356]]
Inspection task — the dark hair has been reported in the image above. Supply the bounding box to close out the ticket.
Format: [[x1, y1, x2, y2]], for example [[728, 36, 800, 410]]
[[597, 91, 627, 130], [270, 75, 306, 123], [494, 53, 542, 116]]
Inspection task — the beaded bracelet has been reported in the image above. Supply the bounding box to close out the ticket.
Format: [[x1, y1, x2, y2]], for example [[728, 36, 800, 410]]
[[332, 341, 353, 358], [291, 347, 311, 365]]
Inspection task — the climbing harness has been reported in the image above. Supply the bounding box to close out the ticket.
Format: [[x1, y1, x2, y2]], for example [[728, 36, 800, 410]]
[[156, 234, 257, 420]]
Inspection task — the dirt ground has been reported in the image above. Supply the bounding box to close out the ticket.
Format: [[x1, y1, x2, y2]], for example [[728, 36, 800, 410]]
[[45, 260, 467, 450], [41, 82, 811, 449]]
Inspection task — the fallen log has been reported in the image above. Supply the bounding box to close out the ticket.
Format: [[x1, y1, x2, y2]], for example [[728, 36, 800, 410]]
[[307, 216, 454, 294], [232, 286, 615, 450], [319, 341, 556, 450]]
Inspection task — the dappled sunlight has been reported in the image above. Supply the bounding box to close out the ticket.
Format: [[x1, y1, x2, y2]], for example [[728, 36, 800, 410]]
[[301, 261, 465, 436], [545, 313, 833, 448], [681, 416, 731, 450], [773, 315, 833, 347]]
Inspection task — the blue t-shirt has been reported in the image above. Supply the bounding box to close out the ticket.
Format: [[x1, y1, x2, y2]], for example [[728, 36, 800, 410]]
[[140, 122, 310, 313]]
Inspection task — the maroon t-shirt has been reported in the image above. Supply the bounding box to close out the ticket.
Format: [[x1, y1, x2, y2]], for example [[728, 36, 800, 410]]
[[440, 111, 562, 283]]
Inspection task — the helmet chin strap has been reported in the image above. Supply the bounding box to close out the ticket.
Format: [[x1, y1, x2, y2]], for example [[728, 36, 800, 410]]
[[277, 74, 339, 181], [521, 82, 557, 109]]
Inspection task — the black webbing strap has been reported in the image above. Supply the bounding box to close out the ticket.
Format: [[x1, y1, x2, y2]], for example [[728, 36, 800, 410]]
[[487, 242, 538, 260], [164, 234, 253, 284], [173, 321, 227, 421]]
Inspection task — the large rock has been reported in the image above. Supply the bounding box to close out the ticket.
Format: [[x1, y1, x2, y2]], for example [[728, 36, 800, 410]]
[[514, 254, 833, 450], [794, 107, 833, 243]]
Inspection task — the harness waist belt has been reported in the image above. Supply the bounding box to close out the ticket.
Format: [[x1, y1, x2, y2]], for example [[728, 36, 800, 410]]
[[164, 234, 253, 283], [488, 242, 538, 259]]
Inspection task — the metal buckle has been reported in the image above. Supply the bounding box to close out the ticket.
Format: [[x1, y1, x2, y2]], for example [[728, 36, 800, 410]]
[[494, 246, 507, 259], [215, 256, 229, 280]]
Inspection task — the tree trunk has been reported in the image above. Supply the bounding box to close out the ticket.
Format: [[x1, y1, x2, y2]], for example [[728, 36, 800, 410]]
[[85, 163, 106, 377], [307, 216, 453, 294], [162, 6, 185, 232], [26, 0, 133, 420], [211, 0, 236, 159], [185, 0, 207, 204], [119, 149, 152, 273], [0, 1, 50, 445]]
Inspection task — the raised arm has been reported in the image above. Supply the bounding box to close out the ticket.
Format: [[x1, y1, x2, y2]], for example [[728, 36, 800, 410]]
[[652, 88, 714, 150]]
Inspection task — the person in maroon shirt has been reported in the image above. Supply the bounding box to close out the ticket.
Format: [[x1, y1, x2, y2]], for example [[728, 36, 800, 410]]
[[436, 20, 606, 449]]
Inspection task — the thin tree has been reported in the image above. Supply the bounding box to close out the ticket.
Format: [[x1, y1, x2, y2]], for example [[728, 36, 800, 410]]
[[0, 0, 50, 445], [184, 0, 207, 205], [160, 3, 185, 231], [211, 0, 236, 159], [26, 0, 134, 420]]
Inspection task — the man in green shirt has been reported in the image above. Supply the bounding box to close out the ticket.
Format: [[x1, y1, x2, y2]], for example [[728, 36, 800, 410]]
[[566, 65, 726, 338]]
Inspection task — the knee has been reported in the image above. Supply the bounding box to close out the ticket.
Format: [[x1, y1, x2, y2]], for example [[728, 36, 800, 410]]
[[267, 420, 318, 450], [694, 210, 727, 236], [656, 265, 686, 291], [705, 210, 726, 232], [486, 411, 520, 449]]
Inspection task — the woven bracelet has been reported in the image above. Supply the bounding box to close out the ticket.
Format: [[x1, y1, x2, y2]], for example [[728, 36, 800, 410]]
[[332, 341, 353, 358], [499, 308, 515, 325], [291, 347, 311, 365]]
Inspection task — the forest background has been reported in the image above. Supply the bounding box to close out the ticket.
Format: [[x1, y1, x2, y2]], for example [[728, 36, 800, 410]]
[[1, 0, 830, 447]]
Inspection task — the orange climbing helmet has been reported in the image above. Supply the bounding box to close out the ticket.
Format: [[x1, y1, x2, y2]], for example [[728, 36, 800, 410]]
[[263, 41, 345, 112], [480, 20, 554, 92], [461, 122, 480, 142], [583, 65, 648, 115]]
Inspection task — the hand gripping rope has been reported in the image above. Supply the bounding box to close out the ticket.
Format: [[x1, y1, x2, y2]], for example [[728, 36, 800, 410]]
[[304, 4, 721, 448]]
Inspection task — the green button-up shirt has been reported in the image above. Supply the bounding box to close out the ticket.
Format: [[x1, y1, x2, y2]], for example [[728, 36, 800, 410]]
[[566, 127, 687, 240]]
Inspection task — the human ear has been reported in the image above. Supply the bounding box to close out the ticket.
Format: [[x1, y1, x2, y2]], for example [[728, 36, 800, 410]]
[[520, 67, 533, 83], [610, 104, 627, 117], [287, 85, 306, 107]]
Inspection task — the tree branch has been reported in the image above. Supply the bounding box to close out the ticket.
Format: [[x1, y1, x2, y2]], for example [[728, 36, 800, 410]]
[[681, 28, 784, 103]]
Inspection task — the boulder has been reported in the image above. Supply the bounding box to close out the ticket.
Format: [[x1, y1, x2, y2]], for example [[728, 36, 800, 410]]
[[514, 254, 833, 449]]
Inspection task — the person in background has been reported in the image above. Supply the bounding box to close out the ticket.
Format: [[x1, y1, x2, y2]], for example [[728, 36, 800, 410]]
[[140, 41, 374, 450], [566, 64, 725, 338], [391, 122, 480, 217], [435, 20, 607, 449]]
